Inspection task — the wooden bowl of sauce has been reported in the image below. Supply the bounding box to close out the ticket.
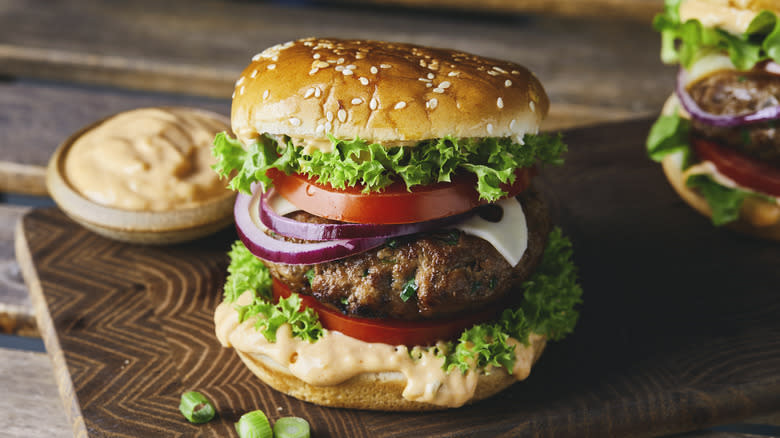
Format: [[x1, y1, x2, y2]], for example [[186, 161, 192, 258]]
[[47, 107, 236, 244]]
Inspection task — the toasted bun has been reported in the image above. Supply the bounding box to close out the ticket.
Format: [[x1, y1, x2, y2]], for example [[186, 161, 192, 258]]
[[679, 0, 780, 35], [231, 38, 548, 149]]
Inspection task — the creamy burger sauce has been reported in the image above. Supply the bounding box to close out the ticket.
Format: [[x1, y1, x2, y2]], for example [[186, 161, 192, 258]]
[[65, 108, 230, 211], [215, 291, 546, 407]]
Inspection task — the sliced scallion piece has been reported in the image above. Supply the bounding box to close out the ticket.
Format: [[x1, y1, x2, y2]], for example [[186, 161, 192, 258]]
[[273, 416, 311, 438], [235, 410, 272, 438], [179, 391, 216, 424]]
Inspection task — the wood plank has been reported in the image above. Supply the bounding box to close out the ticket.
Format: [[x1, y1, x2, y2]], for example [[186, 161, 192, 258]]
[[0, 0, 675, 109], [0, 204, 35, 336], [323, 0, 663, 21], [16, 119, 780, 437], [0, 347, 71, 438]]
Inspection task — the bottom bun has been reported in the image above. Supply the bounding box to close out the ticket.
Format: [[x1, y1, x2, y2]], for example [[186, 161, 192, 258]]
[[661, 154, 780, 241], [234, 338, 546, 411]]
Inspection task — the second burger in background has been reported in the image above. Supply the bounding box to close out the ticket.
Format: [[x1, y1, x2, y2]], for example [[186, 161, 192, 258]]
[[648, 0, 780, 240], [212, 38, 582, 410]]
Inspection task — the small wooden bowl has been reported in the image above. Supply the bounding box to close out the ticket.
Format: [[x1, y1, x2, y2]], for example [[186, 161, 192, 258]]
[[46, 108, 235, 245]]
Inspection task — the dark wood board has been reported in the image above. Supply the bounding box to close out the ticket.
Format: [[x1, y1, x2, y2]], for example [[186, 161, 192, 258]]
[[17, 118, 780, 437]]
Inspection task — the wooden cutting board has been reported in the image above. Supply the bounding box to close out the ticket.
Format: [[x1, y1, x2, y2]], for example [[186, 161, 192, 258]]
[[16, 119, 780, 437]]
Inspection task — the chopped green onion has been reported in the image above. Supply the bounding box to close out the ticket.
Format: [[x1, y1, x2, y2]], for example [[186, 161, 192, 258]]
[[400, 278, 417, 302], [179, 391, 216, 424], [235, 410, 272, 438], [273, 416, 311, 438]]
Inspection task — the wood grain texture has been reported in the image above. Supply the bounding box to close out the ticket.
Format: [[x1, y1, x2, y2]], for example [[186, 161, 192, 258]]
[[16, 119, 780, 437], [0, 348, 71, 438], [0, 0, 674, 108]]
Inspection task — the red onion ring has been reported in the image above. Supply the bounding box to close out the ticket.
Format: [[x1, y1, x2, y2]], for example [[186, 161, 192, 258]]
[[259, 188, 474, 241], [235, 184, 386, 265], [676, 68, 780, 127]]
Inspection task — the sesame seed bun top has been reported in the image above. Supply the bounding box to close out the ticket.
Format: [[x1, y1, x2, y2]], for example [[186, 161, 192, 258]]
[[230, 38, 549, 149], [679, 0, 780, 35]]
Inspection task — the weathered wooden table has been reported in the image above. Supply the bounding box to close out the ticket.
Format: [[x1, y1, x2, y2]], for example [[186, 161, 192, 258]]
[[1, 0, 777, 436]]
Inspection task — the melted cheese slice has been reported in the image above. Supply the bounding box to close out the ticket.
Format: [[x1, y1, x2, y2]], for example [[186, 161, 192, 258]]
[[454, 197, 528, 266]]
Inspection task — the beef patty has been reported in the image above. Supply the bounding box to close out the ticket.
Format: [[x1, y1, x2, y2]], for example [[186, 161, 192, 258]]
[[264, 189, 551, 320], [687, 68, 780, 165]]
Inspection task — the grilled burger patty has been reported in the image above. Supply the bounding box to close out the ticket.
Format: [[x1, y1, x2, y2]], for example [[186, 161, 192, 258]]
[[688, 69, 780, 165], [264, 189, 551, 320]]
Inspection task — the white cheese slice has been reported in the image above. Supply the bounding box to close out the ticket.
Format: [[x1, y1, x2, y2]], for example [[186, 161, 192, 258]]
[[455, 197, 528, 267]]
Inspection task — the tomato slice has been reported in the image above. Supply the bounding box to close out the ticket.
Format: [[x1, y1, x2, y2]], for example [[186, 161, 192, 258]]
[[692, 138, 780, 197], [267, 168, 534, 224], [272, 278, 500, 347]]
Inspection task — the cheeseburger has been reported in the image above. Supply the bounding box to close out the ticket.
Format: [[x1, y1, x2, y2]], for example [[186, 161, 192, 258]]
[[648, 0, 780, 240], [212, 38, 582, 410]]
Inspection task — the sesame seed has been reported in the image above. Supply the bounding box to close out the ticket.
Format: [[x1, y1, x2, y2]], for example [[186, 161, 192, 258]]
[[487, 123, 494, 134], [426, 83, 433, 88], [419, 59, 427, 67], [239, 85, 245, 95], [263, 89, 269, 99], [267, 64, 276, 70], [529, 101, 536, 112], [326, 111, 334, 122], [510, 119, 516, 129], [335, 65, 345, 72], [325, 121, 332, 131], [448, 71, 460, 77], [433, 87, 444, 93], [418, 77, 431, 82], [289, 117, 301, 126], [346, 64, 356, 70], [394, 101, 407, 110], [355, 52, 365, 59], [316, 124, 325, 134], [314, 87, 322, 98], [313, 53, 321, 59], [304, 88, 315, 98], [272, 55, 279, 62], [439, 81, 451, 89], [380, 64, 391, 69], [505, 79, 512, 87], [252, 53, 262, 61], [370, 66, 379, 74], [309, 68, 319, 75], [497, 97, 504, 109], [351, 98, 363, 105], [338, 109, 347, 122], [493, 66, 508, 74], [235, 76, 245, 86], [337, 57, 345, 64], [250, 69, 258, 78], [369, 97, 379, 110], [511, 70, 520, 75], [342, 69, 354, 76], [312, 61, 329, 68], [427, 98, 438, 109], [487, 70, 499, 76], [359, 77, 369, 85], [427, 73, 435, 79]]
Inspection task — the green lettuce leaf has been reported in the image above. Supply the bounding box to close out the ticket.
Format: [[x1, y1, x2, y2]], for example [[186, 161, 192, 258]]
[[223, 241, 323, 343], [443, 227, 582, 374], [646, 109, 773, 226], [653, 0, 780, 69], [213, 133, 567, 202]]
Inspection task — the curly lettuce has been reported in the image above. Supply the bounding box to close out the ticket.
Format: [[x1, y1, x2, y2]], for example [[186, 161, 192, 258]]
[[654, 0, 780, 69], [213, 132, 567, 202], [443, 227, 582, 374], [222, 229, 581, 375], [646, 108, 773, 225]]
